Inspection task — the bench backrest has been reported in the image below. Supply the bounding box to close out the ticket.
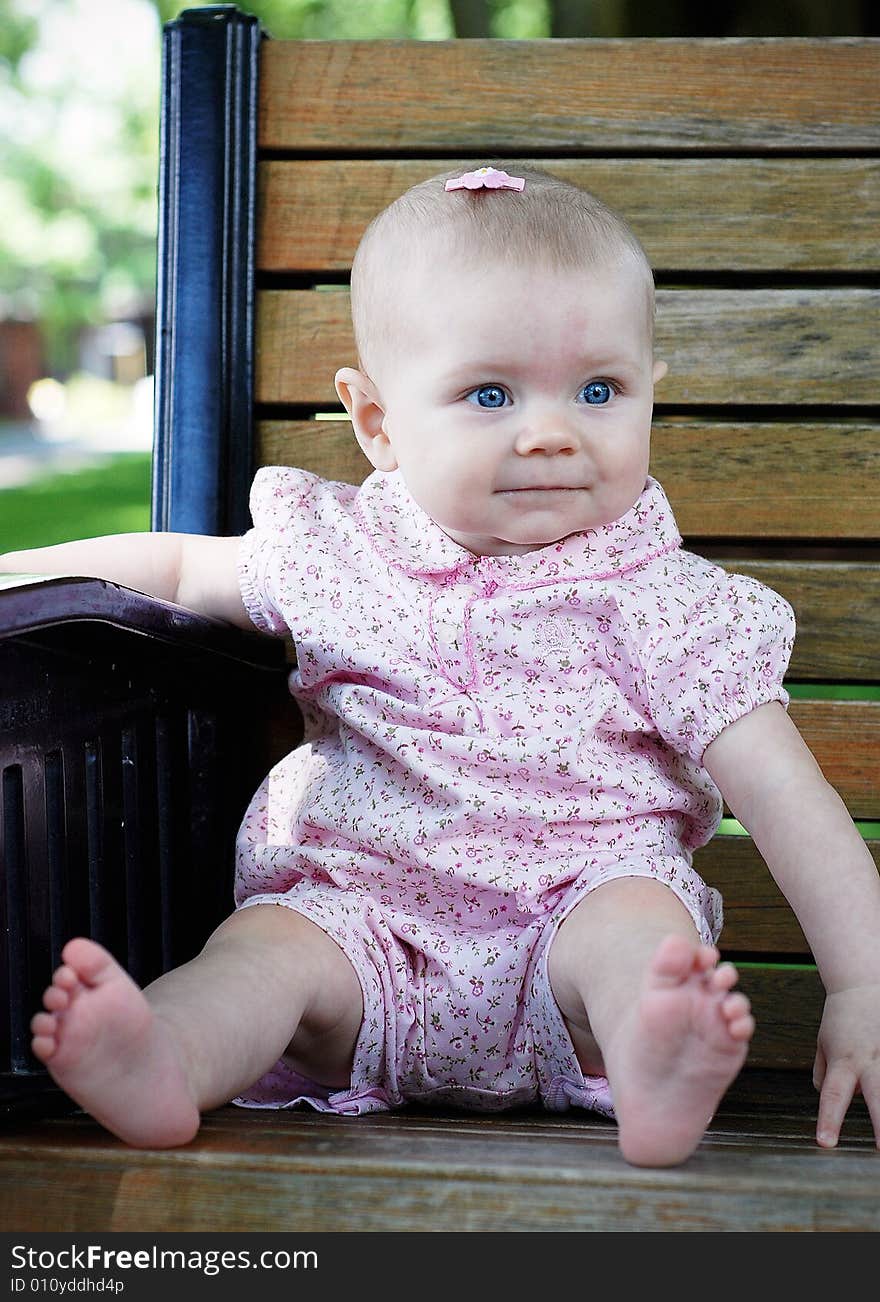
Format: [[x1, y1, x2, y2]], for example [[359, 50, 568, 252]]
[[155, 9, 880, 1071]]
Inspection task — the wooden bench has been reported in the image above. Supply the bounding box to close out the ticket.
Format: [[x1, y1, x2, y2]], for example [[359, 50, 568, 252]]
[[0, 8, 877, 1231]]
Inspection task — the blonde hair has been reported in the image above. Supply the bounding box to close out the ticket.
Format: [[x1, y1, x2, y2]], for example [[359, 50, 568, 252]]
[[350, 164, 655, 378]]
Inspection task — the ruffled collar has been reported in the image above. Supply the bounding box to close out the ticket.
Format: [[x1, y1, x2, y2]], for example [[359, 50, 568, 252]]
[[355, 470, 682, 586]]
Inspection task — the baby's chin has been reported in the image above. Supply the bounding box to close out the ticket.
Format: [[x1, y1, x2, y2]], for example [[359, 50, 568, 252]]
[[450, 526, 585, 558], [492, 512, 630, 553]]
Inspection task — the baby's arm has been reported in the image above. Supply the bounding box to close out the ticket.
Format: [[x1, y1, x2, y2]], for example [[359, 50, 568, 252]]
[[704, 702, 880, 1147], [0, 533, 253, 630]]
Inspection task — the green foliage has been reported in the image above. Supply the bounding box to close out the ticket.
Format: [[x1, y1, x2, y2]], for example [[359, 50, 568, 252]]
[[0, 0, 160, 372], [156, 0, 453, 39], [153, 0, 550, 41], [0, 453, 152, 551], [0, 0, 39, 70]]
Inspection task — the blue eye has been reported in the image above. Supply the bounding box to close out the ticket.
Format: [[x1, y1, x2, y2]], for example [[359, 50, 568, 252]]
[[581, 381, 613, 405], [466, 385, 508, 409]]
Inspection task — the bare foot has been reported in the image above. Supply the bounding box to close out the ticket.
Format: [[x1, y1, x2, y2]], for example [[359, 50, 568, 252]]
[[604, 934, 754, 1167], [31, 938, 200, 1148]]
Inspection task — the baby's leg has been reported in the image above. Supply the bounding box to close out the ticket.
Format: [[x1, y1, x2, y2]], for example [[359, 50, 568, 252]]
[[547, 877, 754, 1167], [30, 904, 363, 1148]]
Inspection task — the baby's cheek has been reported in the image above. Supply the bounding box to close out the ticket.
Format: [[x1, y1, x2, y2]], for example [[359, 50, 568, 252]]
[[426, 473, 478, 522]]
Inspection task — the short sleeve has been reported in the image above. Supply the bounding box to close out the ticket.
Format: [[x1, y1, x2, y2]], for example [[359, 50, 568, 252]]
[[236, 466, 318, 637], [643, 573, 796, 764]]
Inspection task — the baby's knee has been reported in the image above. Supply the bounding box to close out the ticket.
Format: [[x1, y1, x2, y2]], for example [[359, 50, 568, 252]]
[[546, 876, 701, 1007], [209, 905, 361, 1016]]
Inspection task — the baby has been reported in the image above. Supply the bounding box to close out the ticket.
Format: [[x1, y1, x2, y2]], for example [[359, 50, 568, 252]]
[[4, 165, 879, 1166]]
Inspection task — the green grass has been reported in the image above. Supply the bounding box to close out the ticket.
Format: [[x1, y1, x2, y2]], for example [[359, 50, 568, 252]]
[[0, 454, 152, 552], [786, 683, 880, 700]]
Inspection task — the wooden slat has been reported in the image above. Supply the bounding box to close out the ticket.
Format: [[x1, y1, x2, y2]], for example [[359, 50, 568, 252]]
[[701, 837, 808, 953], [656, 290, 878, 404], [259, 39, 880, 153], [652, 418, 880, 541], [788, 701, 880, 818], [258, 158, 880, 274], [256, 288, 879, 407], [3, 1074, 874, 1232], [257, 418, 362, 479], [697, 836, 880, 953], [738, 967, 822, 1068], [256, 418, 880, 542]]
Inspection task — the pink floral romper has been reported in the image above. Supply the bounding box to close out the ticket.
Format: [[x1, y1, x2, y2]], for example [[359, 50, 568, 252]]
[[232, 468, 795, 1118]]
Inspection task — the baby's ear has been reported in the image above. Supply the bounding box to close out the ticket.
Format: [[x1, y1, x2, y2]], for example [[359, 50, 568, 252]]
[[652, 359, 669, 385], [334, 367, 398, 472]]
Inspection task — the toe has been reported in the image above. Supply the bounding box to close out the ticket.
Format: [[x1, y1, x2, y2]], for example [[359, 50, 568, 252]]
[[694, 945, 720, 972], [722, 991, 751, 1019], [707, 962, 740, 994], [721, 992, 754, 1041], [728, 1013, 755, 1040], [30, 1012, 58, 1062], [52, 964, 79, 993], [31, 1035, 56, 1063], [60, 937, 117, 987], [31, 1011, 56, 1038], [43, 984, 71, 1012], [650, 934, 699, 985]]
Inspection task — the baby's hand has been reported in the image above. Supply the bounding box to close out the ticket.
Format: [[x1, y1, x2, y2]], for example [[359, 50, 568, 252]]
[[813, 985, 880, 1147]]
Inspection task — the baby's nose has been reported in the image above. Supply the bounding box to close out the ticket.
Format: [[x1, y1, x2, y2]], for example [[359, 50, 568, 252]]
[[514, 416, 579, 456]]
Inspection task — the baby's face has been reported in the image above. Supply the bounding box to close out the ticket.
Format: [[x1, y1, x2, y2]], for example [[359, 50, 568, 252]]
[[346, 256, 664, 556]]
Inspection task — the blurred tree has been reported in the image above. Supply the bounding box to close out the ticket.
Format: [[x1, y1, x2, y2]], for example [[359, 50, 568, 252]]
[[0, 0, 159, 374], [152, 0, 454, 39], [152, 0, 550, 38], [0, 0, 39, 71]]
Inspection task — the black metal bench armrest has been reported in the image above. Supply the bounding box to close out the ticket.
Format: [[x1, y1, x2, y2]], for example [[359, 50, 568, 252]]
[[0, 575, 285, 675]]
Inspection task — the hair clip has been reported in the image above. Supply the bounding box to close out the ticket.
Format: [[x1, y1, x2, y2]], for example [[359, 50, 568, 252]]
[[445, 166, 526, 193]]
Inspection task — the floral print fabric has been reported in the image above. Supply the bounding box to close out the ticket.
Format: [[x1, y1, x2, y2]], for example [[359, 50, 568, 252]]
[[232, 468, 795, 1117]]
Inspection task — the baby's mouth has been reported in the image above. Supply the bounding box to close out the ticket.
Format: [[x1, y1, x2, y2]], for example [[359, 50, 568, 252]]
[[500, 485, 585, 494]]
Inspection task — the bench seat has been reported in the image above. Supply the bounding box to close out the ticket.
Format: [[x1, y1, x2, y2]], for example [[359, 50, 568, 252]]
[[1, 1071, 875, 1232]]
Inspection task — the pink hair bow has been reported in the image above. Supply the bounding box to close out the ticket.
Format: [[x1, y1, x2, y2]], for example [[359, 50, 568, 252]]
[[445, 166, 525, 192]]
